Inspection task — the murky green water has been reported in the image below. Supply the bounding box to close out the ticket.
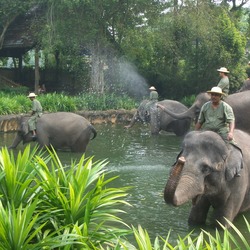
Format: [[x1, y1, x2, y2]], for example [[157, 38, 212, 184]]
[[1, 123, 250, 244]]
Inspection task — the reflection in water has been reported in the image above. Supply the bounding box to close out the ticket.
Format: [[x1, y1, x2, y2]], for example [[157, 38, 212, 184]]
[[1, 124, 250, 244]]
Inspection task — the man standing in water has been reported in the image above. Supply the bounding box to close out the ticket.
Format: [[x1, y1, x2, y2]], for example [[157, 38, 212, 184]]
[[27, 93, 43, 139], [217, 67, 230, 96]]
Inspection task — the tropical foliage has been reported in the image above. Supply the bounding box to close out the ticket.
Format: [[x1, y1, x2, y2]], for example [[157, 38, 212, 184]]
[[1, 146, 250, 249], [0, 146, 132, 249], [0, 91, 138, 115], [0, 0, 249, 99]]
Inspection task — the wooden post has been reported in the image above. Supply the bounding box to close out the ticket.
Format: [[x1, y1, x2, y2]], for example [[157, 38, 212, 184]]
[[34, 48, 40, 94]]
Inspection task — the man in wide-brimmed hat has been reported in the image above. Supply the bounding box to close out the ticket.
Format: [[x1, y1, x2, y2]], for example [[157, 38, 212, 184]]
[[217, 67, 230, 96], [149, 86, 158, 102], [27, 92, 43, 138], [195, 86, 235, 142], [195, 86, 242, 176]]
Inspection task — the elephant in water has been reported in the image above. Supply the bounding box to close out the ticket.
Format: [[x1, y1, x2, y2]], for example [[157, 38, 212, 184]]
[[164, 129, 250, 228], [157, 90, 250, 134], [9, 112, 97, 152], [124, 99, 191, 136]]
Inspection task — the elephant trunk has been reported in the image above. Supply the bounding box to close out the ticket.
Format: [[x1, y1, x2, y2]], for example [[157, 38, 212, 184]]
[[172, 174, 204, 206], [9, 133, 22, 149], [164, 156, 185, 204], [161, 105, 197, 120]]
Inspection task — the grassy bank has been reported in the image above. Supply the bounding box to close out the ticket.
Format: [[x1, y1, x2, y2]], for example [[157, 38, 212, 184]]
[[0, 91, 138, 115]]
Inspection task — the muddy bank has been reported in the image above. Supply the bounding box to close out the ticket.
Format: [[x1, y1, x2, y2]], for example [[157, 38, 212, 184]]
[[0, 109, 136, 132]]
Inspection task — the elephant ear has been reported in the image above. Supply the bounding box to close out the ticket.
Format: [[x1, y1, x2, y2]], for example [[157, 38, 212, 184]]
[[20, 117, 29, 135], [225, 145, 243, 181]]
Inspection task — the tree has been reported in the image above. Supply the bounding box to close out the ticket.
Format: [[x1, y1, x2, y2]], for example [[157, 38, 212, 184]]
[[120, 0, 246, 99], [39, 0, 166, 94]]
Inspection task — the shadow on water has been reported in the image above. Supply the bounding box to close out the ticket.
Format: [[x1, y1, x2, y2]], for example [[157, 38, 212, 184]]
[[1, 123, 250, 245]]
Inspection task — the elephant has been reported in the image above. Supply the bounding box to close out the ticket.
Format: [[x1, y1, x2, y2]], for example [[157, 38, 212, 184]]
[[164, 129, 250, 228], [157, 90, 250, 134], [238, 79, 250, 92], [124, 99, 191, 136], [9, 112, 97, 152]]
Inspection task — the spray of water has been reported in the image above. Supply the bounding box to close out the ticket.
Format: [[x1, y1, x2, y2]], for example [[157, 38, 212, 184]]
[[106, 58, 149, 100]]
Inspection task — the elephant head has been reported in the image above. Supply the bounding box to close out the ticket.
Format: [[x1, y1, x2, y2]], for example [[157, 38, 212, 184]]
[[9, 116, 34, 149], [124, 99, 152, 128], [137, 100, 151, 123], [164, 130, 244, 227]]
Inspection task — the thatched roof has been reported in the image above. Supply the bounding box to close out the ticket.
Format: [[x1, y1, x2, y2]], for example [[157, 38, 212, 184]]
[[0, 6, 42, 58]]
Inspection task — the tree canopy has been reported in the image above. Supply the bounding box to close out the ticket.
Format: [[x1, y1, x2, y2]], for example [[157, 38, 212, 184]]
[[0, 0, 249, 100]]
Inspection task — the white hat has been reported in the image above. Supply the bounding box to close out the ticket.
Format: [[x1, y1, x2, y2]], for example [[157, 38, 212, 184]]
[[207, 86, 225, 95], [149, 86, 156, 91], [217, 67, 230, 73], [27, 93, 37, 98]]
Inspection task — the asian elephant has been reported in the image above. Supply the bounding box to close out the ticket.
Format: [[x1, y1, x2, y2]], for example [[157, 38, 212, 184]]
[[125, 99, 191, 136], [164, 129, 250, 228], [158, 90, 250, 134], [9, 112, 97, 152]]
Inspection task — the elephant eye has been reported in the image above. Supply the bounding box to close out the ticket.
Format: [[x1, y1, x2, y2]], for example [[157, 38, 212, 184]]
[[201, 164, 212, 175]]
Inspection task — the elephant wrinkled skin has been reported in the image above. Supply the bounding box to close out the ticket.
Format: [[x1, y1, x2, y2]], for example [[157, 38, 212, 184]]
[[125, 99, 191, 136], [9, 112, 97, 152], [164, 130, 250, 228]]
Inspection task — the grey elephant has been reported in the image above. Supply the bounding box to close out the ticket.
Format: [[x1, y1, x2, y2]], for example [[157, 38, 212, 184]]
[[125, 99, 191, 136], [9, 112, 97, 152], [157, 90, 250, 134], [164, 129, 250, 228]]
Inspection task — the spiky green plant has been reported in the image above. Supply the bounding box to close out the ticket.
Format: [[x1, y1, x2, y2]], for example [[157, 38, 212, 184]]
[[0, 146, 42, 207], [33, 148, 132, 248], [0, 146, 132, 249]]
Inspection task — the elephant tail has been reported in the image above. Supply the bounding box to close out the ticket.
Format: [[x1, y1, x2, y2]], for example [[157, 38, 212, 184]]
[[90, 124, 97, 140]]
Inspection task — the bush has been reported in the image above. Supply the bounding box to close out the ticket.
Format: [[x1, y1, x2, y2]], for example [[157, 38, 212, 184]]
[[0, 92, 138, 115]]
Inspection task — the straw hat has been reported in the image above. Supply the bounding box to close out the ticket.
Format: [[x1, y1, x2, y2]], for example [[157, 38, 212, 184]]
[[207, 86, 225, 95], [27, 93, 37, 98], [217, 67, 230, 73], [149, 86, 156, 91]]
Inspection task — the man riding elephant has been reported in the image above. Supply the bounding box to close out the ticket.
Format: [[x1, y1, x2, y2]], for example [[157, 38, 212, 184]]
[[27, 92, 43, 139], [195, 86, 242, 176]]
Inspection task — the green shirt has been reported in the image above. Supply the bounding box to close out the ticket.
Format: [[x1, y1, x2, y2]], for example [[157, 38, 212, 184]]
[[198, 101, 234, 139], [149, 91, 158, 101], [217, 77, 229, 95], [32, 99, 43, 116]]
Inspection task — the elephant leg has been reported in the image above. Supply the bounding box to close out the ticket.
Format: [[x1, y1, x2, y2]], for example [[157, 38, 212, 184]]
[[37, 135, 50, 147], [71, 144, 87, 153], [188, 196, 210, 225], [213, 196, 243, 228], [70, 135, 89, 153]]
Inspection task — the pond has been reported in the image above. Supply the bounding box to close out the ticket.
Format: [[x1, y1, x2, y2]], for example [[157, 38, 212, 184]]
[[1, 123, 250, 245]]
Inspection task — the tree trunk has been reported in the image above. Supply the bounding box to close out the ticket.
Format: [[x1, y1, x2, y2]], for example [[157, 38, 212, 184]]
[[90, 41, 105, 93], [34, 48, 40, 94]]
